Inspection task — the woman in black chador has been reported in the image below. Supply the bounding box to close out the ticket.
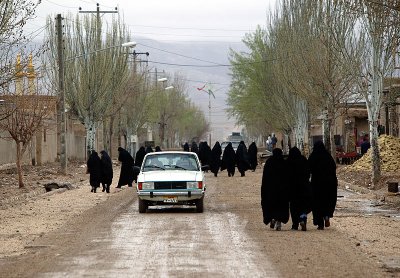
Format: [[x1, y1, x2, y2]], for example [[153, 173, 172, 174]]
[[235, 141, 250, 177], [100, 150, 113, 193], [308, 141, 338, 230], [287, 147, 311, 231], [210, 141, 222, 177], [145, 146, 153, 154], [135, 146, 146, 168], [87, 150, 102, 193], [221, 142, 236, 177], [199, 141, 211, 167], [248, 142, 258, 172], [261, 148, 289, 231], [116, 147, 135, 188], [190, 141, 199, 154], [183, 142, 190, 152], [155, 146, 162, 152]]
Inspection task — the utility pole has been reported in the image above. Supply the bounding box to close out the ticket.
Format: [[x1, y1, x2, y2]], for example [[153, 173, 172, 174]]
[[56, 14, 67, 174]]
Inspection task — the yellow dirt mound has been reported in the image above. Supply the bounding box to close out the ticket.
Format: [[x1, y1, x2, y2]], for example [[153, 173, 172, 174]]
[[345, 135, 400, 172]]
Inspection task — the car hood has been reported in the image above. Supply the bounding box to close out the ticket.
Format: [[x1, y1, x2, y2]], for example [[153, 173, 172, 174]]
[[139, 171, 202, 182]]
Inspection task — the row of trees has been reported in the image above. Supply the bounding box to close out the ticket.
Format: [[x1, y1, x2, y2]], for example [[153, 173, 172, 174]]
[[45, 12, 208, 157], [228, 0, 400, 186], [0, 2, 208, 187]]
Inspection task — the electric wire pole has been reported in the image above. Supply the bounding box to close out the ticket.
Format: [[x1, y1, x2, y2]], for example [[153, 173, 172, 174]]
[[56, 14, 67, 175]]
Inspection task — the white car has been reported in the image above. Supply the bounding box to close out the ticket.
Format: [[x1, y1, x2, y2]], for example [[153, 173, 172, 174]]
[[136, 151, 207, 213]]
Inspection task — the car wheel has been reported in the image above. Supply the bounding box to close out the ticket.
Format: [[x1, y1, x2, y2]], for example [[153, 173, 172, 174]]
[[138, 199, 147, 213], [195, 198, 204, 213]]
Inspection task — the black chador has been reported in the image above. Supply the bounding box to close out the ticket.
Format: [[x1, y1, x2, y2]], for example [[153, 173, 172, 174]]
[[100, 150, 113, 193], [308, 141, 338, 230], [248, 142, 258, 171], [261, 148, 289, 230], [210, 141, 222, 177], [116, 147, 135, 188], [221, 142, 236, 177], [235, 141, 250, 177], [87, 150, 102, 193], [287, 147, 311, 231], [190, 142, 199, 154], [183, 142, 190, 152]]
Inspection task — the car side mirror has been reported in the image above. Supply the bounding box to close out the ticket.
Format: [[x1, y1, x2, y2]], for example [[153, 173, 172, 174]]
[[201, 165, 210, 171]]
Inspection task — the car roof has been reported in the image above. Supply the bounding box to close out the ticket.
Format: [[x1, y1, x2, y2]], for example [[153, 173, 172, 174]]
[[144, 151, 198, 157]]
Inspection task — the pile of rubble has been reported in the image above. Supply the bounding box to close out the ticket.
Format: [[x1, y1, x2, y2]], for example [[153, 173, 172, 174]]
[[345, 135, 400, 172]]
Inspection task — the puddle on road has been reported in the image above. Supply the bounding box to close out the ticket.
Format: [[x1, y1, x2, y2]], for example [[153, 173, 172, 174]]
[[338, 189, 400, 219]]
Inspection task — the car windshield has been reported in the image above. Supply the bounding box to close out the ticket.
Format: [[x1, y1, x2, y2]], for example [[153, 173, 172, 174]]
[[142, 153, 200, 172]]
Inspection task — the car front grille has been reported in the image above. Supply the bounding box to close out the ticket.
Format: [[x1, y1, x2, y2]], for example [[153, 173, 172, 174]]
[[154, 181, 187, 190]]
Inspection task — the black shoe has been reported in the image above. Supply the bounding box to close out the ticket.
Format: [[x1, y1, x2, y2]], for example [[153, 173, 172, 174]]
[[270, 219, 276, 229], [102, 187, 105, 192], [291, 225, 299, 230], [93, 187, 96, 193], [106, 185, 110, 193], [317, 225, 324, 230], [90, 188, 93, 192]]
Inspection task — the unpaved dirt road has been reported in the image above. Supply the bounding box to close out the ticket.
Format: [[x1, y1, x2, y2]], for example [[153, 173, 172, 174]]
[[1, 169, 399, 277]]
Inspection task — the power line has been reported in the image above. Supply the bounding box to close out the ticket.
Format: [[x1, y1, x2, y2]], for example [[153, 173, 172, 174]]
[[133, 31, 243, 39], [43, 0, 78, 9], [137, 42, 225, 65]]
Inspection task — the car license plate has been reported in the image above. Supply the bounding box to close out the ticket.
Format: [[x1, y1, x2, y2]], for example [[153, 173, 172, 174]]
[[163, 196, 178, 203]]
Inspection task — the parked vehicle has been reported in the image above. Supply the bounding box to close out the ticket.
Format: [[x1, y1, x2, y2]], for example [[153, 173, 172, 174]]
[[136, 151, 208, 213], [221, 141, 240, 154]]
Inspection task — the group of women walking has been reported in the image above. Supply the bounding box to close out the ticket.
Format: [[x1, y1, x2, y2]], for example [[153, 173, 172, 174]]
[[87, 145, 163, 192], [261, 141, 338, 231], [184, 140, 258, 178]]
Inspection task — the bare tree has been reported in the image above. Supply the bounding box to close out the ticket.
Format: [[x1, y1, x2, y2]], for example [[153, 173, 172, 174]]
[[0, 75, 52, 188], [349, 0, 400, 186], [45, 13, 131, 157]]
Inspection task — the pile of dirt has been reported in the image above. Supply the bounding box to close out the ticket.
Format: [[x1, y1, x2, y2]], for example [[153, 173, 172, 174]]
[[345, 135, 400, 172]]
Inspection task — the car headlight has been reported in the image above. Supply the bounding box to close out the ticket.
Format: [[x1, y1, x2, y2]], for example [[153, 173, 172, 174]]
[[187, 181, 198, 189], [187, 181, 203, 189], [141, 182, 154, 190]]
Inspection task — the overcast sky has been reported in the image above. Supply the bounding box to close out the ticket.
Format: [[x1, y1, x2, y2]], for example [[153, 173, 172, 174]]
[[25, 0, 276, 141], [27, 0, 275, 42]]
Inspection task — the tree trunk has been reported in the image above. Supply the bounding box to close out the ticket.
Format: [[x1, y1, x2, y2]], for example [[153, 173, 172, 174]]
[[85, 120, 96, 159], [329, 116, 336, 162], [16, 142, 24, 188], [109, 117, 115, 158], [370, 120, 381, 187], [35, 127, 42, 166]]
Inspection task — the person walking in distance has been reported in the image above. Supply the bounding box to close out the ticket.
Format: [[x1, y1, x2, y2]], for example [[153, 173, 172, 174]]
[[183, 142, 190, 152], [261, 148, 290, 231], [308, 141, 338, 230], [248, 142, 258, 172], [235, 141, 250, 177], [287, 147, 311, 231], [116, 147, 135, 188], [87, 150, 102, 193], [210, 141, 222, 177], [100, 150, 113, 193], [221, 142, 236, 177]]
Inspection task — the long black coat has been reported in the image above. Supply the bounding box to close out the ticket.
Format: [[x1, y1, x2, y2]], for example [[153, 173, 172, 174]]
[[261, 148, 290, 224], [100, 150, 113, 185], [190, 142, 199, 154], [235, 142, 250, 173], [221, 142, 236, 175], [199, 142, 212, 166], [248, 142, 258, 171], [117, 147, 135, 186], [210, 141, 222, 175], [308, 141, 338, 226], [135, 147, 146, 167], [87, 151, 102, 188], [183, 142, 190, 152], [287, 147, 311, 224]]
